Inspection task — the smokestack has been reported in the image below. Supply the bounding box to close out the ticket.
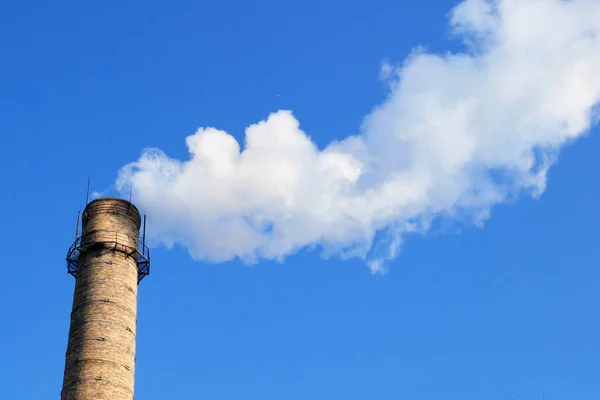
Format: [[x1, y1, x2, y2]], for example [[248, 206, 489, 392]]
[[62, 198, 150, 400]]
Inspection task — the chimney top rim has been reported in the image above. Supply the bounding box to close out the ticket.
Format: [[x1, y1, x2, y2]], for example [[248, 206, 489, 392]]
[[83, 197, 142, 225]]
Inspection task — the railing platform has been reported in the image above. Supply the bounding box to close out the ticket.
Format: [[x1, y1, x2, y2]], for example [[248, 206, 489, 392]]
[[66, 229, 151, 284]]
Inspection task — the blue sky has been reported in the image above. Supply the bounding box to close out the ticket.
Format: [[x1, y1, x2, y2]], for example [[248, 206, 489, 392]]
[[1, 0, 600, 399]]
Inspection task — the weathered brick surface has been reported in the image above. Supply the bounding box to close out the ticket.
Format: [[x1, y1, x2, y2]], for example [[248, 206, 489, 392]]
[[61, 198, 141, 400]]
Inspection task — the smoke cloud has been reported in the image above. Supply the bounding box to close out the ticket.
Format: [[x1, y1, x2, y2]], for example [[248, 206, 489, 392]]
[[117, 0, 600, 272]]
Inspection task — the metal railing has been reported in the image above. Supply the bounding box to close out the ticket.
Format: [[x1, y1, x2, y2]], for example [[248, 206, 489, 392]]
[[66, 229, 151, 284]]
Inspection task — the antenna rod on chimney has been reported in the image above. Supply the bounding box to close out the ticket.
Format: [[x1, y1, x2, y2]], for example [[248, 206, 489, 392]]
[[85, 175, 91, 205], [142, 214, 147, 250], [74, 209, 81, 242]]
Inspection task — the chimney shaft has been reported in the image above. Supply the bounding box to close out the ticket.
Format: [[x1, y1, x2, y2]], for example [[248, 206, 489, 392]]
[[62, 198, 144, 400]]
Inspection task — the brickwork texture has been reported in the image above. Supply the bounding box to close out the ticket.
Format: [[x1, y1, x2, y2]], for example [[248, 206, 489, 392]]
[[61, 198, 142, 400]]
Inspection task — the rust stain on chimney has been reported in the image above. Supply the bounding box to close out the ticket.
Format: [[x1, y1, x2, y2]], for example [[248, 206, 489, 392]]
[[62, 198, 150, 400]]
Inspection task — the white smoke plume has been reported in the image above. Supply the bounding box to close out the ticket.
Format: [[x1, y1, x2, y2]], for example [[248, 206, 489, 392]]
[[117, 0, 600, 272]]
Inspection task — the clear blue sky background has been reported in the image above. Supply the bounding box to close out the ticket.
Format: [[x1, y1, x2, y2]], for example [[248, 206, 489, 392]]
[[1, 1, 599, 399]]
